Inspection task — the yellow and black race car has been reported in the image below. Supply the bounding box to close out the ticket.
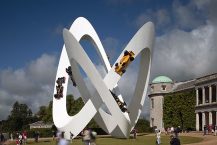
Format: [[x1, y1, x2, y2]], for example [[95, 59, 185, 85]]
[[115, 50, 135, 76]]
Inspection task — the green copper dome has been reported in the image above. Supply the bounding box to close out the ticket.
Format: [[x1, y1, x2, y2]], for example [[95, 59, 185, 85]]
[[152, 76, 173, 84]]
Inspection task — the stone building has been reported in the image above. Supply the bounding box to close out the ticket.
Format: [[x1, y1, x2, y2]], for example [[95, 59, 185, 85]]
[[29, 121, 53, 129], [149, 76, 173, 131], [195, 74, 217, 131], [149, 73, 217, 131]]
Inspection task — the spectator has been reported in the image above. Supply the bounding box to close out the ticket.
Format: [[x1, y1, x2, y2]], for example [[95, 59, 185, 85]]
[[156, 129, 161, 145], [0, 133, 5, 142], [18, 133, 23, 145], [170, 135, 180, 145], [10, 133, 13, 141], [90, 130, 97, 145], [22, 131, 27, 144], [81, 128, 91, 145], [52, 130, 56, 140], [16, 137, 19, 145], [174, 126, 181, 138], [203, 125, 207, 136], [171, 126, 174, 134], [56, 130, 62, 143], [34, 131, 39, 142], [132, 128, 137, 139], [214, 125, 217, 136], [165, 128, 168, 135], [167, 127, 171, 135], [70, 132, 74, 143], [58, 132, 69, 145]]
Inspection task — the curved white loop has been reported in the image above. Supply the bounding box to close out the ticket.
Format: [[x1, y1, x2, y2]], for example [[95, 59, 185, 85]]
[[53, 17, 155, 139]]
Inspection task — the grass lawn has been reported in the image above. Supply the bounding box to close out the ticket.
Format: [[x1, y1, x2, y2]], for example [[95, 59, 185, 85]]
[[10, 134, 203, 145]]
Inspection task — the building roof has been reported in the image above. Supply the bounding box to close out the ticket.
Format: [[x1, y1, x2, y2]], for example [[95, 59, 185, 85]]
[[173, 79, 195, 92], [29, 121, 53, 126], [195, 73, 217, 85], [152, 76, 173, 84]]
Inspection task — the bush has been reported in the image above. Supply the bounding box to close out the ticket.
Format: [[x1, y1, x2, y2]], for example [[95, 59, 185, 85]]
[[27, 128, 53, 138], [135, 119, 152, 133]]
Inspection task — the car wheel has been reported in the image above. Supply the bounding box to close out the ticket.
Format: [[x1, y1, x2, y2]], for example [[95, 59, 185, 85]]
[[122, 70, 126, 73], [130, 57, 134, 61], [115, 63, 118, 67], [124, 50, 129, 56]]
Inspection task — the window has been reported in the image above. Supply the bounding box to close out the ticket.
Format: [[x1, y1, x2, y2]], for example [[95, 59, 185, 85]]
[[162, 85, 166, 91], [151, 99, 154, 109], [151, 118, 154, 127], [151, 86, 154, 92], [211, 85, 216, 102], [205, 86, 209, 103], [198, 88, 202, 104]]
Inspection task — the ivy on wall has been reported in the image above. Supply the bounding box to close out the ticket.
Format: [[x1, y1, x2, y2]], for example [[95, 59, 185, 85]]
[[163, 89, 196, 131]]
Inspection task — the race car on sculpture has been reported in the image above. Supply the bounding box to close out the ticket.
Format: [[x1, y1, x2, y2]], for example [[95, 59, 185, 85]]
[[66, 66, 77, 87], [115, 50, 135, 76], [110, 90, 130, 113], [54, 77, 65, 99]]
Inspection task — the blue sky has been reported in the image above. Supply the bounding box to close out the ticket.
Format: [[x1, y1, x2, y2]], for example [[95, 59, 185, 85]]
[[0, 0, 181, 69], [0, 0, 217, 120]]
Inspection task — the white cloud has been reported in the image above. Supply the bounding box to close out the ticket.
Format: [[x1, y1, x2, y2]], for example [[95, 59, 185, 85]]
[[103, 37, 120, 63], [135, 9, 171, 31], [193, 0, 217, 24], [132, 0, 217, 119], [151, 22, 217, 81], [172, 0, 205, 30], [1, 0, 217, 121], [0, 54, 57, 120]]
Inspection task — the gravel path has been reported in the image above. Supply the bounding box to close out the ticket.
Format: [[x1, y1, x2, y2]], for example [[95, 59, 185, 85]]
[[182, 133, 217, 145]]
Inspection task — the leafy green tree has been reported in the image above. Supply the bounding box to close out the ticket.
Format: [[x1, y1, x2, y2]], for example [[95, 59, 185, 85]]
[[66, 95, 84, 116], [37, 95, 85, 123], [135, 119, 152, 133], [37, 106, 47, 120], [6, 101, 36, 131], [43, 101, 53, 123]]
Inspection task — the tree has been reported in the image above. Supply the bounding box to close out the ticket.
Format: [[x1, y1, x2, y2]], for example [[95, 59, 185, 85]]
[[37, 95, 85, 123], [135, 119, 152, 133], [6, 101, 36, 131], [66, 95, 84, 116], [37, 106, 47, 120]]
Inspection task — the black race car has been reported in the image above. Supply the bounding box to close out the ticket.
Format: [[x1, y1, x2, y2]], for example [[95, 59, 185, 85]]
[[54, 77, 65, 99], [66, 66, 77, 87], [110, 90, 130, 113]]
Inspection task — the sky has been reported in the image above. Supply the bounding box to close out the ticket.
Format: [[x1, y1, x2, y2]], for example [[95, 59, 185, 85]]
[[0, 0, 217, 120]]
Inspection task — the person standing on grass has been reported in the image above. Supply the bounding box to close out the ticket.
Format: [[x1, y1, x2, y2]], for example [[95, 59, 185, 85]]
[[90, 130, 97, 145], [156, 129, 161, 145], [22, 130, 27, 144], [10, 133, 13, 141], [58, 132, 69, 145], [170, 135, 180, 145], [132, 128, 137, 139], [81, 128, 91, 145], [18, 133, 23, 145], [70, 132, 74, 143], [174, 126, 181, 138]]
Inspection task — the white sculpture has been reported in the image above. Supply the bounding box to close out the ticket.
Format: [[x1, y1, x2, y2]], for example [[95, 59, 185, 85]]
[[53, 17, 155, 139]]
